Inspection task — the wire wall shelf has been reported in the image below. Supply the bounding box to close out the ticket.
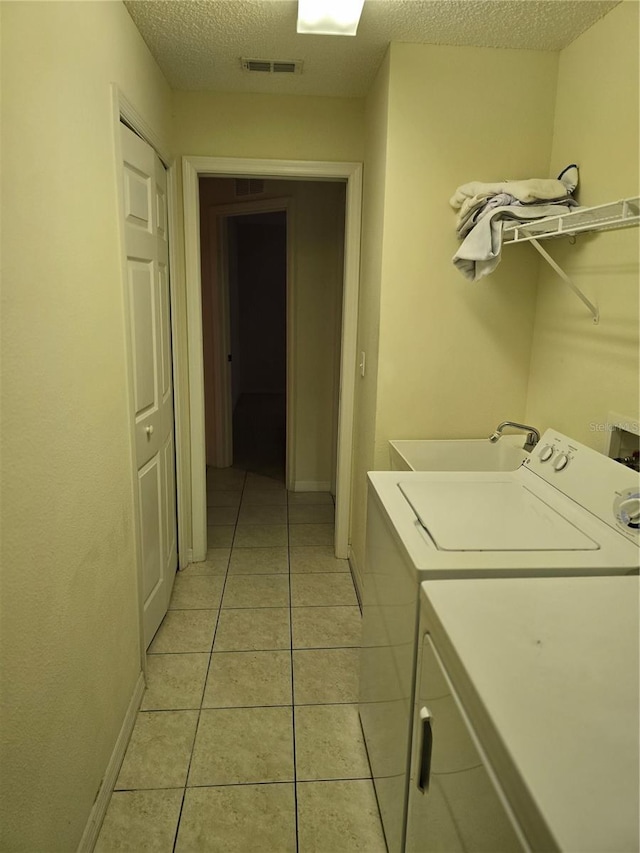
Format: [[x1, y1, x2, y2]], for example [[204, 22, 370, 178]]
[[503, 196, 640, 324], [503, 197, 640, 245]]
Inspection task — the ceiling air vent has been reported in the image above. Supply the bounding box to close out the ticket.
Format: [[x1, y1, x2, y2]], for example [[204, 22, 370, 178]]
[[273, 62, 298, 74], [241, 58, 303, 75]]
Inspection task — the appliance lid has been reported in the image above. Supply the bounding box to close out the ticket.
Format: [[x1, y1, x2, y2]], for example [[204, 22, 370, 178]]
[[399, 481, 600, 551]]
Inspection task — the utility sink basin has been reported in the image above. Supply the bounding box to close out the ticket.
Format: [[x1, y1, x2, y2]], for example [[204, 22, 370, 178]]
[[389, 435, 529, 472]]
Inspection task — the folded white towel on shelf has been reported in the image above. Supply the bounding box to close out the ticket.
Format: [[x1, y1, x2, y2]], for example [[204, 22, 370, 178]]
[[453, 203, 574, 282], [449, 165, 579, 280], [450, 178, 570, 210], [456, 192, 520, 237]]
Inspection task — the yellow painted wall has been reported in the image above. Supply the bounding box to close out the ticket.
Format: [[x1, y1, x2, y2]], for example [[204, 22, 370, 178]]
[[0, 2, 172, 849], [173, 91, 365, 162], [350, 52, 391, 588], [349, 42, 558, 580], [525, 0, 640, 448], [292, 181, 346, 488], [170, 89, 364, 536], [198, 178, 345, 489], [376, 42, 558, 464]]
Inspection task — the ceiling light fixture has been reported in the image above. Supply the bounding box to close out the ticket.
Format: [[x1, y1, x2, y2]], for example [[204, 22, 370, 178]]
[[296, 0, 365, 36]]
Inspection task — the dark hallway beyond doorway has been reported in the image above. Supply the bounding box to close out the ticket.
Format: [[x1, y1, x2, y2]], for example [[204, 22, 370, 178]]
[[228, 211, 287, 483], [232, 392, 286, 482]]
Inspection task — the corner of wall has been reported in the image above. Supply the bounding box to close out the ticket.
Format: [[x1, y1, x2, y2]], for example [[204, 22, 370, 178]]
[[524, 2, 640, 447], [348, 49, 391, 575]]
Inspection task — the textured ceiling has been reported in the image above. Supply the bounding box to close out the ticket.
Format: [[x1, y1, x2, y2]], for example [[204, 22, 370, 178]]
[[125, 0, 620, 98]]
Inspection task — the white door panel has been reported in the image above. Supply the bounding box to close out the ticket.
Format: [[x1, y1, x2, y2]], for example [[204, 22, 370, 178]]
[[129, 262, 161, 465], [139, 458, 163, 601], [156, 186, 167, 240], [164, 431, 178, 575], [129, 262, 157, 409], [123, 163, 153, 231], [129, 263, 155, 413], [121, 122, 177, 648], [159, 263, 172, 400]]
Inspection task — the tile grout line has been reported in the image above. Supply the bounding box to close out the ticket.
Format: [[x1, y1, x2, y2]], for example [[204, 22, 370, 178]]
[[286, 490, 301, 853], [103, 479, 384, 848], [170, 467, 247, 853], [167, 600, 356, 613], [116, 477, 367, 848]]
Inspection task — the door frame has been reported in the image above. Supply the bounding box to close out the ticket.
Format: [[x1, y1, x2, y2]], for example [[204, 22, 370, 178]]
[[111, 86, 188, 663], [183, 157, 363, 560], [204, 198, 294, 486]]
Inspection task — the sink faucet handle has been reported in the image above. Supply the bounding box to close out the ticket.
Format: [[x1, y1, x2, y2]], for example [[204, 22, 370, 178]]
[[489, 421, 540, 451]]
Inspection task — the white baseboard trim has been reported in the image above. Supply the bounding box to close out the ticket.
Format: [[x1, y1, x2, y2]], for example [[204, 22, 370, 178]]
[[293, 480, 332, 492], [77, 671, 145, 853]]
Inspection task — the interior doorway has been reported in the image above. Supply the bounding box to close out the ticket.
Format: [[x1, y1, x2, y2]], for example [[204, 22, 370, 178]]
[[198, 177, 346, 500], [183, 157, 363, 561]]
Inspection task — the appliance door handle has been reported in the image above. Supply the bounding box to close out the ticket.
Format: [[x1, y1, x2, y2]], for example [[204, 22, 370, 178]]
[[418, 706, 433, 793]]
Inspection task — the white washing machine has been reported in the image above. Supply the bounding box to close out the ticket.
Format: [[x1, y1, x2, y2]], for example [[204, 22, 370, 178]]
[[358, 429, 639, 853], [407, 576, 639, 853]]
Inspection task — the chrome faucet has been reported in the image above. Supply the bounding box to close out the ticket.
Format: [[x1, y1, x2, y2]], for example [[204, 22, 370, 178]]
[[489, 421, 540, 452]]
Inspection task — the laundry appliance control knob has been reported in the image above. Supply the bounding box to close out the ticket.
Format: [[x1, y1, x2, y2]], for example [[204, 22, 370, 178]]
[[553, 453, 570, 471], [616, 495, 640, 531], [538, 444, 554, 462]]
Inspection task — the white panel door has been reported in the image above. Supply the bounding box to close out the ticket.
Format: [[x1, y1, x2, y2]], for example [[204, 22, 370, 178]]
[[120, 122, 177, 648]]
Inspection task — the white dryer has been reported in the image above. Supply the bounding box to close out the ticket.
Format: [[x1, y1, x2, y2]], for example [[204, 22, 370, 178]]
[[358, 429, 639, 853], [407, 576, 639, 853]]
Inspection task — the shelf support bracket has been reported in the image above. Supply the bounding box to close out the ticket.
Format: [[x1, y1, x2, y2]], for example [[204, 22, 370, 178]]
[[522, 231, 600, 324]]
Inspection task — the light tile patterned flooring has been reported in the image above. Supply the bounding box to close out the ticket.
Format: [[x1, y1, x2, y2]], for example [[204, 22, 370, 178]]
[[95, 467, 387, 852]]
